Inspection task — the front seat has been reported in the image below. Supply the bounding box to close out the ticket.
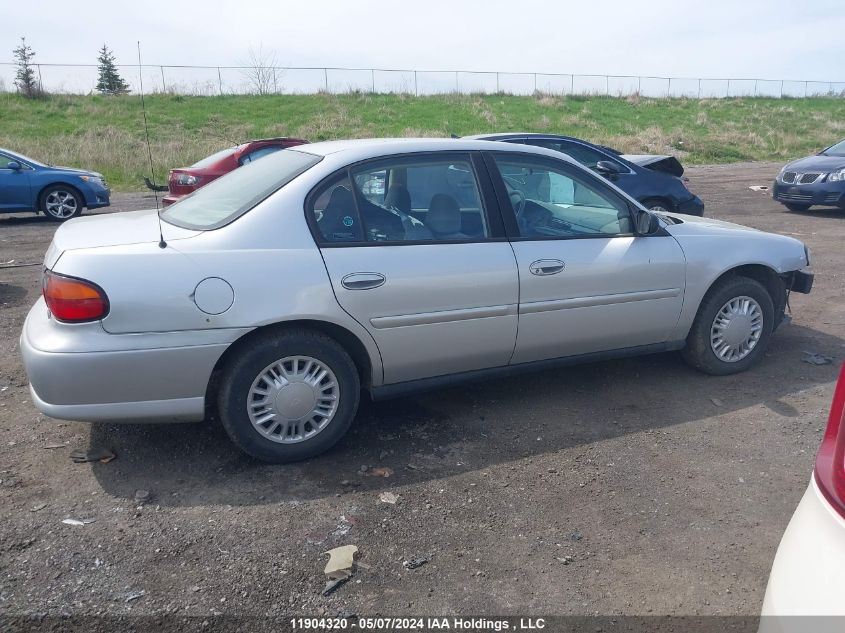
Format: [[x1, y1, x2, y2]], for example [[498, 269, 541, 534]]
[[425, 193, 466, 240], [384, 184, 412, 214]]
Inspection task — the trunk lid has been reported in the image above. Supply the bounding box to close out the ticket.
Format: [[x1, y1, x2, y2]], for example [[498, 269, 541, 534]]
[[44, 209, 200, 269]]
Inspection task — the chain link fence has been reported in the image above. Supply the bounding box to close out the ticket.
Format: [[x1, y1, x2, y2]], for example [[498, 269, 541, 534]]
[[2, 63, 844, 98]]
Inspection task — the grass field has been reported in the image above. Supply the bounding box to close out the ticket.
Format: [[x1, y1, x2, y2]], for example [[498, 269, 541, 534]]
[[2, 92, 844, 190]]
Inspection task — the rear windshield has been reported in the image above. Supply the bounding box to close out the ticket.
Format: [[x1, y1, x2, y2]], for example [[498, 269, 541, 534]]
[[161, 149, 322, 230], [191, 146, 239, 168]]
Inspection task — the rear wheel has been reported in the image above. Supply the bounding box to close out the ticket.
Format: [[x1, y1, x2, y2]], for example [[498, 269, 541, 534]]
[[218, 329, 360, 463], [40, 185, 83, 221], [682, 276, 774, 375], [784, 203, 811, 212], [641, 197, 672, 213]]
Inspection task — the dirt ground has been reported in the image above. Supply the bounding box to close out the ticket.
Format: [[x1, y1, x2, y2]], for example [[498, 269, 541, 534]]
[[0, 163, 843, 626]]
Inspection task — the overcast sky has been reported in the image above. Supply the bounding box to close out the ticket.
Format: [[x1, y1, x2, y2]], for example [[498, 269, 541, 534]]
[[2, 0, 843, 81]]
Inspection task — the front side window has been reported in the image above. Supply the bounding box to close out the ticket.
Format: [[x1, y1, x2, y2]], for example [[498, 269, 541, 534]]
[[162, 149, 322, 230], [527, 139, 626, 172], [310, 154, 489, 244], [493, 154, 633, 238]]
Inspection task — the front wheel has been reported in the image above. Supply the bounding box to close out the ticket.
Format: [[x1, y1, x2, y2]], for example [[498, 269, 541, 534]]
[[40, 185, 83, 221], [218, 329, 360, 463], [682, 276, 774, 375]]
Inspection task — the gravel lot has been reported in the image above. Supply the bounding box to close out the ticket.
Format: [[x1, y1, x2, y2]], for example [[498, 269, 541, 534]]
[[0, 164, 843, 625]]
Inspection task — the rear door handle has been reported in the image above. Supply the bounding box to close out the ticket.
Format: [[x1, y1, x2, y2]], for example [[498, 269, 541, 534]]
[[341, 272, 386, 290], [529, 259, 565, 276]]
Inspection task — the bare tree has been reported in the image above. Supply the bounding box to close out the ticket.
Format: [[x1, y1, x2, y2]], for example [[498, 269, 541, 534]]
[[240, 46, 279, 95]]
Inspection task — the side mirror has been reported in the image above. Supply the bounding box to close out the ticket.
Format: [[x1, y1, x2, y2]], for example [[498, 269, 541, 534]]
[[6, 161, 22, 171], [594, 160, 621, 176], [636, 209, 660, 236]]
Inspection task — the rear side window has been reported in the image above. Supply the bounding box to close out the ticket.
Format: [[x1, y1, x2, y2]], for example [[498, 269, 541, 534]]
[[161, 149, 322, 230], [527, 139, 626, 172], [309, 154, 489, 244]]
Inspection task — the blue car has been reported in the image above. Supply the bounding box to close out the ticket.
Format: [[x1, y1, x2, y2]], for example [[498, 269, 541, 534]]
[[468, 133, 704, 216], [0, 148, 110, 221], [772, 139, 845, 212]]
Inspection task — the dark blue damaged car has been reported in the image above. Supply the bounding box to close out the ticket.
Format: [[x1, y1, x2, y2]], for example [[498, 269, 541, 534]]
[[772, 139, 845, 212], [467, 133, 704, 216]]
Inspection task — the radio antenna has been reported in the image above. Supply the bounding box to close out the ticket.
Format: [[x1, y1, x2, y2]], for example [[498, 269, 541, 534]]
[[137, 41, 166, 249]]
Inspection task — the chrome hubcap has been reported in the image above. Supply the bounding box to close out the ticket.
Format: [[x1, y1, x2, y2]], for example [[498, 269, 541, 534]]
[[247, 356, 339, 444], [45, 190, 78, 218], [710, 295, 763, 362]]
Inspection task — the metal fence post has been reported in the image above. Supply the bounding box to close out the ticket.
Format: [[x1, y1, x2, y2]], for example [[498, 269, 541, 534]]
[[698, 78, 701, 99], [780, 79, 784, 98], [637, 76, 641, 95], [371, 69, 375, 93], [323, 68, 328, 93], [754, 79, 757, 97], [570, 74, 574, 95], [726, 79, 730, 98], [217, 67, 223, 95], [455, 71, 459, 92], [830, 82, 833, 96], [414, 70, 418, 96], [667, 77, 671, 98], [36, 64, 43, 94], [534, 73, 537, 93], [805, 80, 808, 97], [496, 72, 499, 94], [160, 66, 166, 93]]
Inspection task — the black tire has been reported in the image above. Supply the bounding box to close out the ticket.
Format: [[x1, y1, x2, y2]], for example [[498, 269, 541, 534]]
[[39, 185, 83, 221], [681, 275, 774, 376], [218, 329, 360, 463], [641, 197, 672, 213], [784, 203, 811, 212]]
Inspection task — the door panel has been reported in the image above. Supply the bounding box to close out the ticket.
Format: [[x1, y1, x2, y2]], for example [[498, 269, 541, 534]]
[[511, 236, 685, 363], [321, 243, 518, 383], [0, 157, 32, 210], [483, 151, 687, 365]]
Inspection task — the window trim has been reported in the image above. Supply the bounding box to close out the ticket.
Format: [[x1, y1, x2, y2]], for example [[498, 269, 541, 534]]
[[304, 151, 507, 248], [481, 150, 638, 242]]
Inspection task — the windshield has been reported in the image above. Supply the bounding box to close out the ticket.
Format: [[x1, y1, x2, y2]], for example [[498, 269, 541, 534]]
[[822, 140, 845, 157], [3, 149, 49, 167], [161, 149, 322, 230], [190, 146, 240, 168]]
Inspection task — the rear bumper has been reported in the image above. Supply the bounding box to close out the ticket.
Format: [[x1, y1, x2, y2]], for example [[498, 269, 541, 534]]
[[676, 195, 704, 216], [20, 299, 232, 423], [760, 478, 845, 621], [772, 180, 845, 208]]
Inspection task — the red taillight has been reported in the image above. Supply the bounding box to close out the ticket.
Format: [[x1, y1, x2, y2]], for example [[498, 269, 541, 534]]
[[814, 363, 845, 518], [42, 270, 109, 323]]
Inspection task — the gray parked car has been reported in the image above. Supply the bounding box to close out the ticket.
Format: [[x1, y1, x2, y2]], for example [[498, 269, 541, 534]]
[[21, 139, 814, 462]]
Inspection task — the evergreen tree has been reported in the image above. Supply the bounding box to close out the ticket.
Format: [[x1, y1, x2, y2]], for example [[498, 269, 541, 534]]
[[96, 45, 129, 95], [13, 37, 38, 97]]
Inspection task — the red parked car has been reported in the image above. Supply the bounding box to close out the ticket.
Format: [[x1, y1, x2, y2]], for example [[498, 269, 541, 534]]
[[161, 138, 307, 206]]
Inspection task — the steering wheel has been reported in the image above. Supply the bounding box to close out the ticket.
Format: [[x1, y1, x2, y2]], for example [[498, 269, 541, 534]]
[[509, 189, 526, 217]]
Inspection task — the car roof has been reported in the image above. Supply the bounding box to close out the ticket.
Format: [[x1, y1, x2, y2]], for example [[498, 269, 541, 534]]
[[464, 132, 585, 142], [294, 137, 581, 165]]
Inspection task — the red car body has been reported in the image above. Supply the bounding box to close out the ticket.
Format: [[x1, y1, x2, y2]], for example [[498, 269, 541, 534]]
[[161, 138, 308, 206]]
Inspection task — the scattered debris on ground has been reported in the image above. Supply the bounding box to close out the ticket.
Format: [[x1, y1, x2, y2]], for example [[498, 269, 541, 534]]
[[362, 466, 393, 478], [379, 491, 398, 504], [69, 448, 116, 464], [134, 489, 151, 503], [61, 518, 96, 526], [124, 590, 145, 603], [323, 545, 358, 595], [802, 351, 834, 365], [710, 397, 725, 407], [403, 557, 428, 570]]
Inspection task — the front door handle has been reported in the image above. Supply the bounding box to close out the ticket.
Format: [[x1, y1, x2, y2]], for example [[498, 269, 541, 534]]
[[341, 272, 386, 290], [529, 259, 565, 276]]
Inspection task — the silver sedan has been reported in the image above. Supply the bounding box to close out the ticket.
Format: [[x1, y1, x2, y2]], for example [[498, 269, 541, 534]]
[[20, 139, 814, 462]]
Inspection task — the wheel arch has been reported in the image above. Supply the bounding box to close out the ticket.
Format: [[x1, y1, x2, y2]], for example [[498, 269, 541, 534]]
[[37, 181, 87, 211], [702, 263, 787, 323], [205, 318, 378, 415]]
